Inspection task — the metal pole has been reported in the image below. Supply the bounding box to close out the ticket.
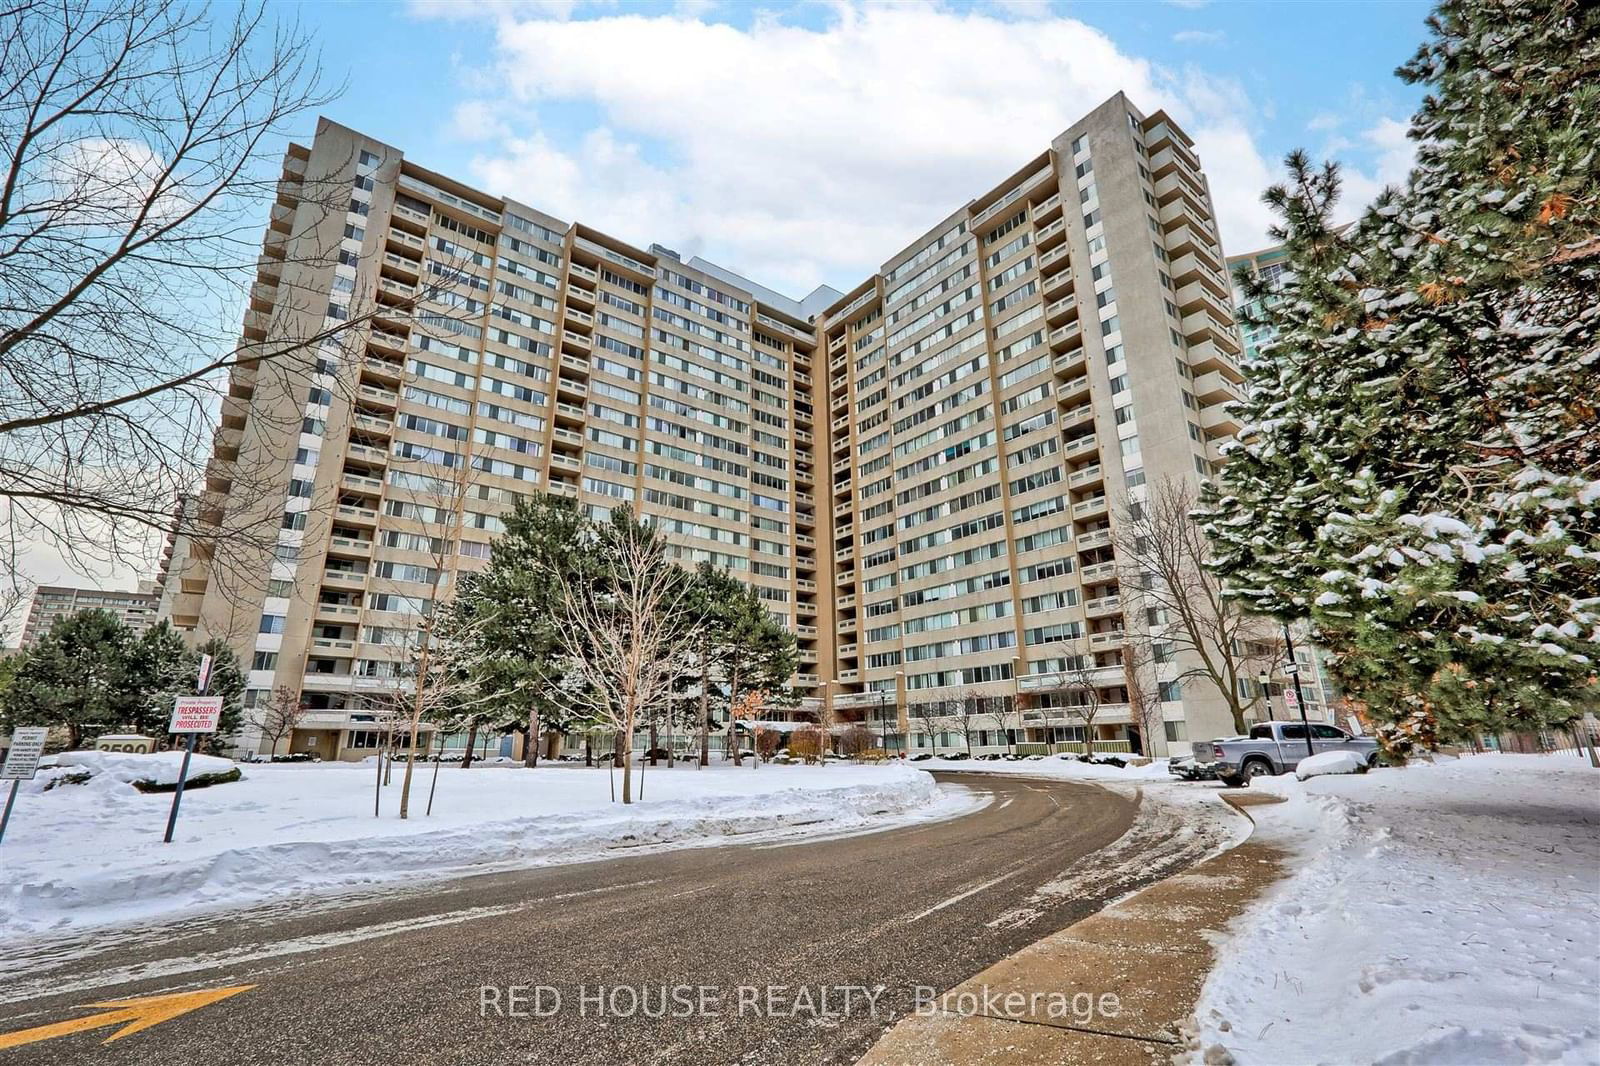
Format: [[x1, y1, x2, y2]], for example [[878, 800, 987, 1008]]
[[879, 693, 887, 756], [426, 732, 443, 817], [0, 779, 19, 845], [162, 733, 197, 844], [1282, 622, 1316, 760]]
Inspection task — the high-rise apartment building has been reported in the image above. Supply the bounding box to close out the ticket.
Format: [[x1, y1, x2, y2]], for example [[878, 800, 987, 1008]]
[[21, 583, 159, 647], [171, 93, 1250, 760]]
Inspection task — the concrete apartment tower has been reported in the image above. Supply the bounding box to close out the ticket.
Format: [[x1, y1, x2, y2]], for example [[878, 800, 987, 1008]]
[[169, 93, 1248, 761]]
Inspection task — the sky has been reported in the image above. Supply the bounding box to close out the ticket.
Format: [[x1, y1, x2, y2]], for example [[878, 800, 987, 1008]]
[[12, 0, 1435, 624]]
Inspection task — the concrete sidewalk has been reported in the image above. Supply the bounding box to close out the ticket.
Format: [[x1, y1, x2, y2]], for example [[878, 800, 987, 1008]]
[[857, 794, 1287, 1066]]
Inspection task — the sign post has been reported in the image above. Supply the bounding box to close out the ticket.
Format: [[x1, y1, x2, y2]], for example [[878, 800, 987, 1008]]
[[163, 661, 223, 845], [1, 727, 50, 846]]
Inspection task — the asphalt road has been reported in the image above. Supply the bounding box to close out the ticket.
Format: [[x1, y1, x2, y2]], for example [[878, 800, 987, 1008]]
[[0, 773, 1228, 1066]]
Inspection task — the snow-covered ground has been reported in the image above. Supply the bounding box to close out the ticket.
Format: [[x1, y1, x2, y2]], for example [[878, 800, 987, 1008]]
[[1191, 752, 1600, 1066], [0, 758, 962, 938]]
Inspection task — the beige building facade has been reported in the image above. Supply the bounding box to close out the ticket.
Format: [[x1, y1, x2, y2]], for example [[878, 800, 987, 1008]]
[[21, 584, 159, 647], [171, 93, 1250, 760]]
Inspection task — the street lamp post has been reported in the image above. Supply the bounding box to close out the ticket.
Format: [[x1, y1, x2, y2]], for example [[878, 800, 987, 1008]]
[[877, 691, 888, 756], [1261, 624, 1316, 760]]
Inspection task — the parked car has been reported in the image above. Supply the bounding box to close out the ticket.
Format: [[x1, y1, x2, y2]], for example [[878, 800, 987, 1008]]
[[1173, 721, 1379, 787]]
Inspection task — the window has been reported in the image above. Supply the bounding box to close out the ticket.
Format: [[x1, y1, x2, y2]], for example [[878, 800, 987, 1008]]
[[1164, 721, 1187, 742], [251, 652, 278, 671], [1159, 680, 1182, 702], [258, 614, 286, 635]]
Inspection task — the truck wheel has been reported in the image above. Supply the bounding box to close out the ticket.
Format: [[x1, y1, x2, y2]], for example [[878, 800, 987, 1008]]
[[1365, 752, 1380, 770], [1241, 758, 1272, 783], [1219, 775, 1245, 789]]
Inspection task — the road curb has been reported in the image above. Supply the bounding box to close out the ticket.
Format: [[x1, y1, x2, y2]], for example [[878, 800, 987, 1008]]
[[856, 792, 1287, 1066]]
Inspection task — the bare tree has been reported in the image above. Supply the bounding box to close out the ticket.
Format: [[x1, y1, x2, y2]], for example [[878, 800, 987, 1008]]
[[1116, 477, 1283, 735], [1048, 639, 1108, 758], [250, 684, 305, 757], [952, 689, 987, 756], [1121, 637, 1164, 758], [990, 694, 1022, 756], [548, 515, 695, 805]]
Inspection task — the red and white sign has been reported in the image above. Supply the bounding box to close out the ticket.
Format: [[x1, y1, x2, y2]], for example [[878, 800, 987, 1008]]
[[169, 696, 224, 733], [1283, 687, 1300, 711]]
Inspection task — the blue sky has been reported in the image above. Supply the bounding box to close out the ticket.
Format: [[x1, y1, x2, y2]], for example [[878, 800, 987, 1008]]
[[284, 0, 1433, 296]]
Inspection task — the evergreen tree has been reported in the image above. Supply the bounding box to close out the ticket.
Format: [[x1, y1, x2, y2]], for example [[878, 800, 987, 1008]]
[[130, 621, 196, 736], [1200, 0, 1599, 740], [0, 609, 137, 746], [443, 492, 596, 765], [192, 638, 246, 752]]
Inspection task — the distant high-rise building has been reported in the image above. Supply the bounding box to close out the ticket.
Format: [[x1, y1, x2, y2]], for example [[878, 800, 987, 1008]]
[[21, 584, 159, 647], [1226, 242, 1293, 364], [173, 93, 1253, 760]]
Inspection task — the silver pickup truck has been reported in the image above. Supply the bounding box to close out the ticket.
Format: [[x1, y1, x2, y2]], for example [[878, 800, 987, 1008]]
[[1171, 720, 1379, 787]]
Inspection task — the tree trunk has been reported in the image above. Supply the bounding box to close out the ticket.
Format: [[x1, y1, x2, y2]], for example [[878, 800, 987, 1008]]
[[694, 633, 707, 768], [621, 718, 635, 804], [649, 718, 659, 766], [524, 702, 540, 768], [462, 721, 479, 769], [398, 637, 431, 820], [613, 729, 624, 768], [729, 666, 743, 766], [585, 731, 594, 767]]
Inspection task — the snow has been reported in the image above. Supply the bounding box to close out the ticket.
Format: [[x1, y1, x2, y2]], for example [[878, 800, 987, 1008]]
[[911, 754, 1177, 782], [47, 749, 237, 787], [0, 760, 955, 938], [1292, 749, 1369, 780], [1190, 753, 1600, 1065]]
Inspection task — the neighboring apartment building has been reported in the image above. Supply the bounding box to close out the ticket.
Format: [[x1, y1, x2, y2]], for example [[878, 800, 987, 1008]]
[[170, 93, 1252, 761], [21, 583, 159, 647]]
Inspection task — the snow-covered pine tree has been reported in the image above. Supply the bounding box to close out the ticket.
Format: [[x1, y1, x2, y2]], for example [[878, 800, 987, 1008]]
[[1200, 0, 1599, 739]]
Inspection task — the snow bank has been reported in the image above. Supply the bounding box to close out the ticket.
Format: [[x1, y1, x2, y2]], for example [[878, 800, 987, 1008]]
[[49, 750, 237, 787], [1292, 749, 1368, 780], [0, 762, 951, 938], [913, 755, 1175, 781], [1189, 753, 1600, 1065]]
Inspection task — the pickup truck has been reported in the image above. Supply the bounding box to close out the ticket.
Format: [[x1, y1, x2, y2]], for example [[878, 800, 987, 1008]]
[[1172, 721, 1379, 787]]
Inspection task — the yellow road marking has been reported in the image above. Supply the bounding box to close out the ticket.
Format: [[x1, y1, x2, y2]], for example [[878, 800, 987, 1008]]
[[0, 985, 253, 1051]]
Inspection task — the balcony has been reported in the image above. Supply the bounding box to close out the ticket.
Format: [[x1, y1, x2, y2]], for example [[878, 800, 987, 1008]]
[[548, 480, 578, 498], [390, 203, 429, 229], [1039, 243, 1069, 270], [1062, 434, 1098, 461], [565, 281, 596, 307], [1080, 560, 1118, 583], [1072, 495, 1109, 519], [336, 503, 378, 526], [1067, 463, 1103, 490], [323, 568, 367, 590], [369, 327, 408, 353], [561, 330, 592, 352], [341, 471, 383, 494], [1193, 368, 1244, 404], [1048, 321, 1082, 352], [353, 412, 393, 437], [1088, 630, 1125, 651], [358, 383, 399, 409], [552, 426, 582, 446], [1045, 295, 1078, 324], [315, 602, 362, 624], [1041, 267, 1073, 297], [568, 262, 598, 283], [837, 669, 860, 683], [386, 227, 425, 252], [1060, 403, 1095, 431], [1186, 338, 1238, 375], [554, 401, 585, 424], [1036, 216, 1067, 248], [377, 277, 414, 302], [837, 618, 857, 635], [1200, 402, 1241, 437], [837, 593, 856, 610], [550, 453, 581, 473], [564, 307, 594, 329], [838, 643, 858, 658], [559, 354, 591, 376], [1085, 593, 1122, 618], [328, 536, 373, 557], [311, 637, 356, 653], [796, 578, 818, 593], [1077, 528, 1113, 551], [361, 357, 403, 386], [1034, 191, 1062, 220], [1166, 223, 1224, 271], [382, 252, 420, 280], [1182, 310, 1242, 356]]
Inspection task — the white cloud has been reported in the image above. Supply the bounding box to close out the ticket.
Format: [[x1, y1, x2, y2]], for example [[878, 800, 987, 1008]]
[[426, 3, 1278, 293], [1172, 29, 1226, 45], [1330, 116, 1417, 220]]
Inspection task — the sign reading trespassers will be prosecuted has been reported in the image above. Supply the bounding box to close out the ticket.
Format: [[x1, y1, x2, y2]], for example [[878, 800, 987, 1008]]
[[169, 696, 224, 734]]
